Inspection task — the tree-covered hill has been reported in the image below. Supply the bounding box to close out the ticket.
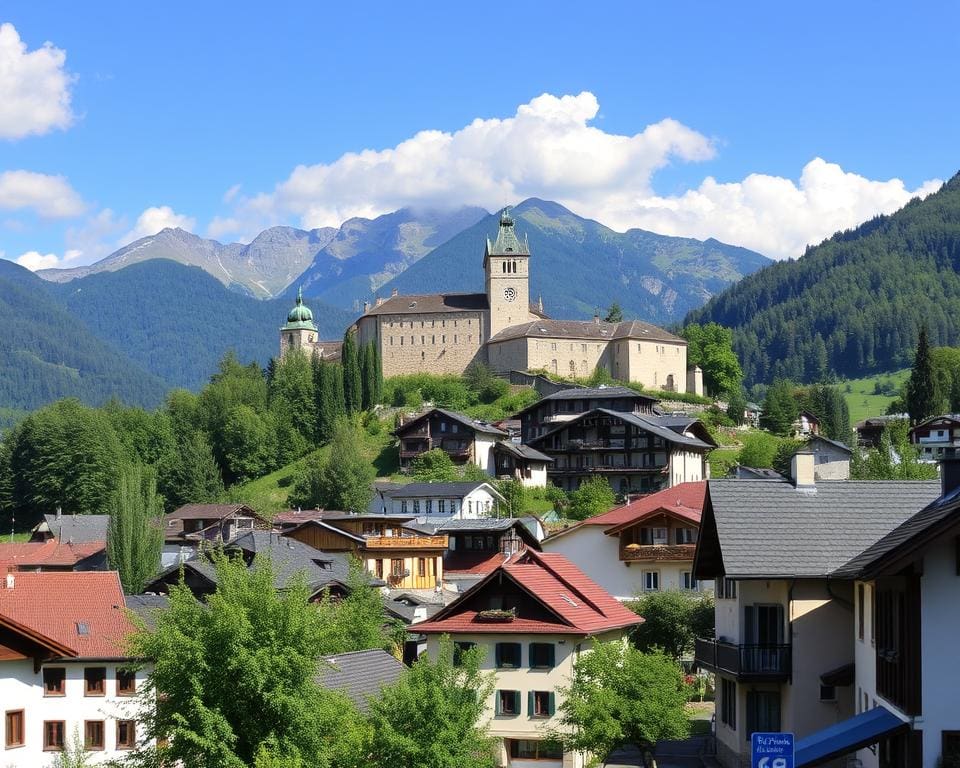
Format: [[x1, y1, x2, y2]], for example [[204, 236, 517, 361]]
[[374, 198, 770, 324], [49, 260, 354, 391], [685, 172, 960, 385], [0, 260, 168, 410]]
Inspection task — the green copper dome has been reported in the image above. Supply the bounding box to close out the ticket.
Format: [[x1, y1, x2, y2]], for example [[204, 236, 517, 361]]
[[282, 287, 319, 331]]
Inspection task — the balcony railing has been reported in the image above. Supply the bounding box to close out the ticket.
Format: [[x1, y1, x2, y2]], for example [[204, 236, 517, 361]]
[[364, 535, 449, 550], [619, 543, 696, 562], [694, 638, 791, 681]]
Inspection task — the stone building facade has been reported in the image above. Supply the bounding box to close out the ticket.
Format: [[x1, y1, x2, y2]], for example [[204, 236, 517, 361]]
[[281, 208, 699, 395]]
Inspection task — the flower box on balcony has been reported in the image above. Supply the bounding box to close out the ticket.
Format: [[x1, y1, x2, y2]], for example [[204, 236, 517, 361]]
[[476, 608, 516, 623]]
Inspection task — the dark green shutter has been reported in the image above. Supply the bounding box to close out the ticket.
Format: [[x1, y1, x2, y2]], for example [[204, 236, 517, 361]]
[[548, 692, 555, 715], [527, 691, 534, 716], [546, 643, 555, 668], [495, 690, 502, 715], [495, 643, 502, 667], [514, 691, 521, 715]]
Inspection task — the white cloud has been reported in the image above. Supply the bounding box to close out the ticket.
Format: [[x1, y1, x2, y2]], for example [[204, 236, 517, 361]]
[[15, 248, 83, 271], [624, 158, 942, 260], [0, 170, 85, 217], [0, 23, 75, 140], [212, 92, 939, 260], [122, 205, 196, 243]]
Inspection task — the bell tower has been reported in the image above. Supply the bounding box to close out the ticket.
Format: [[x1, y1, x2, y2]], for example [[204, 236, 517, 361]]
[[279, 287, 318, 357], [484, 207, 530, 340]]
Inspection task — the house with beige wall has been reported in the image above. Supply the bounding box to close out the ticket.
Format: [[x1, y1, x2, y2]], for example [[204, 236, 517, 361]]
[[693, 460, 939, 768], [416, 549, 642, 768]]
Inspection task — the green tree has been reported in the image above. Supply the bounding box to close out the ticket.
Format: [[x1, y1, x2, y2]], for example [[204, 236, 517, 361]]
[[314, 560, 397, 654], [289, 419, 374, 512], [9, 399, 123, 522], [736, 431, 782, 469], [851, 420, 938, 480], [157, 431, 225, 510], [906, 326, 940, 423], [107, 463, 164, 594], [555, 641, 689, 762], [0, 438, 13, 520], [313, 358, 346, 442], [627, 590, 715, 660], [48, 727, 93, 767], [126, 553, 368, 768], [361, 343, 378, 410], [681, 322, 743, 396], [221, 405, 279, 483], [725, 389, 747, 426], [567, 477, 616, 521], [342, 331, 363, 415], [410, 449, 458, 482], [365, 636, 495, 768], [497, 479, 525, 518], [464, 362, 509, 403], [603, 302, 624, 323], [760, 379, 799, 436], [269, 349, 316, 445]]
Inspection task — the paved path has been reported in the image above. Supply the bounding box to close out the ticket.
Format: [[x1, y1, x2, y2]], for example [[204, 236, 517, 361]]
[[603, 737, 706, 768]]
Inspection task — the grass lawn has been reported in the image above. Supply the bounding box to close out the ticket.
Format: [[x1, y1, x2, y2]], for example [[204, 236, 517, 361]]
[[2, 531, 31, 543], [840, 369, 909, 424]]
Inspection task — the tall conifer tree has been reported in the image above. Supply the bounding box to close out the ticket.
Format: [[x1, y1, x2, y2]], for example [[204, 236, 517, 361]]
[[906, 326, 938, 424], [341, 331, 362, 414], [107, 463, 164, 594]]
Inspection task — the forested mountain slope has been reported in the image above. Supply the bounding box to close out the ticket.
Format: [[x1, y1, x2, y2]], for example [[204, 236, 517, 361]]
[[50, 260, 353, 391], [686, 173, 960, 385], [0, 260, 167, 410], [377, 199, 770, 324]]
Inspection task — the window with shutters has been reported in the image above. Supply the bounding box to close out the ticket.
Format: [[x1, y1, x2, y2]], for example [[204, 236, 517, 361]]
[[720, 678, 736, 728], [496, 642, 521, 668], [85, 720, 105, 750], [5, 710, 24, 748], [531, 690, 555, 717], [44, 720, 65, 751], [497, 689, 520, 716], [529, 642, 555, 669], [745, 691, 781, 737], [117, 720, 136, 749]]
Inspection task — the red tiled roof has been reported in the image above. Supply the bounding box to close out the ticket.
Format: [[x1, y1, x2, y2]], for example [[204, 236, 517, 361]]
[[0, 540, 104, 569], [444, 551, 509, 576], [585, 481, 705, 529], [0, 571, 137, 657], [418, 550, 642, 635]]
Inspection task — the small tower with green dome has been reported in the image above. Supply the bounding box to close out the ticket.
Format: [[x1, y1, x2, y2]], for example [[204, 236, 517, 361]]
[[280, 287, 319, 356]]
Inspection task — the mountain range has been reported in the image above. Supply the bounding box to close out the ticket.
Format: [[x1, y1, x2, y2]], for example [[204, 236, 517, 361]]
[[687, 171, 960, 385]]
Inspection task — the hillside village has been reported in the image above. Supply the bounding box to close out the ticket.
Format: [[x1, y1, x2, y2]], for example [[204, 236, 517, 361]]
[[4, 198, 960, 768]]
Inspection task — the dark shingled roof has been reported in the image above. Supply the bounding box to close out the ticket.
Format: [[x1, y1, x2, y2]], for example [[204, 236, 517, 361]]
[[388, 481, 503, 500], [361, 292, 488, 316], [528, 408, 713, 451], [833, 483, 960, 579], [393, 408, 508, 438], [487, 318, 685, 344], [315, 649, 406, 711], [125, 594, 170, 629], [536, 385, 657, 403], [36, 514, 110, 543], [807, 435, 853, 455], [700, 479, 941, 579], [493, 441, 554, 463], [166, 503, 260, 521]]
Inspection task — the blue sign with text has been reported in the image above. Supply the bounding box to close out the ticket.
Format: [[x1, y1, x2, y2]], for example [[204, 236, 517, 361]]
[[752, 732, 794, 768]]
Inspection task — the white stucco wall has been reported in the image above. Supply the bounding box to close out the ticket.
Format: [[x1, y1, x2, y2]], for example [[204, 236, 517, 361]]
[[854, 579, 881, 768], [474, 434, 499, 473], [0, 660, 151, 767]]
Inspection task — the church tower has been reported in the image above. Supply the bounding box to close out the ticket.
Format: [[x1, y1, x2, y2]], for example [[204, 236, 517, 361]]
[[484, 207, 530, 340], [279, 287, 318, 357]]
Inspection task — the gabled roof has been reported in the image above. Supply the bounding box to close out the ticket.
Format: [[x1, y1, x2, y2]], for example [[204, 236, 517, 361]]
[[527, 408, 714, 451], [807, 435, 852, 455], [0, 540, 105, 569], [316, 649, 406, 712], [388, 481, 504, 500], [360, 292, 488, 317], [695, 479, 941, 580], [414, 516, 542, 551], [833, 482, 960, 579], [393, 407, 508, 438], [0, 571, 137, 658], [415, 550, 642, 635], [33, 514, 110, 543], [166, 503, 262, 521], [493, 441, 555, 463], [487, 318, 685, 345], [908, 414, 960, 435], [731, 466, 784, 480]]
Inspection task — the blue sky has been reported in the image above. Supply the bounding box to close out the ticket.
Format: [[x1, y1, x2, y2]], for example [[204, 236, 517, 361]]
[[1, 1, 958, 268]]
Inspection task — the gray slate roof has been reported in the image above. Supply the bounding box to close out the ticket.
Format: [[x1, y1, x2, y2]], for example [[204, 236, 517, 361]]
[[315, 649, 406, 712], [537, 385, 656, 403], [125, 594, 170, 629], [833, 484, 959, 578], [494, 441, 555, 463], [530, 408, 713, 450], [394, 408, 507, 437], [487, 318, 685, 345], [361, 292, 488, 316], [704, 479, 941, 578], [38, 514, 110, 543], [807, 435, 853, 455]]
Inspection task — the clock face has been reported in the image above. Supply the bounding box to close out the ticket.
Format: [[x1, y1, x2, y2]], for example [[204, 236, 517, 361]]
[[503, 287, 517, 303]]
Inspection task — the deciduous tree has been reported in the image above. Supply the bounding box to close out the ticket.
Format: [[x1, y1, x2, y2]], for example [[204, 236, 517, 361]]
[[289, 419, 374, 512], [627, 590, 714, 660], [567, 477, 616, 520]]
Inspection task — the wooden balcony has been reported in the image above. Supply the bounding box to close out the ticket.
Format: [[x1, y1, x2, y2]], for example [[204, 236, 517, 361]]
[[619, 543, 696, 562], [694, 638, 791, 681], [363, 535, 449, 550]]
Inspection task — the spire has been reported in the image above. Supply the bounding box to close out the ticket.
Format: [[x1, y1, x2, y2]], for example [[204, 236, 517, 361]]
[[296, 285, 304, 306], [486, 206, 529, 258]]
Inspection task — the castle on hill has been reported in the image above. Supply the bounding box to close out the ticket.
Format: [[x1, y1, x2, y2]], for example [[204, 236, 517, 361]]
[[280, 208, 702, 395]]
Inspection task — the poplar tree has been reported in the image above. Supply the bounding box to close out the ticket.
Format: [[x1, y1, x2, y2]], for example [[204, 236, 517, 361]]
[[371, 343, 383, 406], [107, 463, 164, 594], [906, 326, 938, 423], [341, 331, 362, 414], [313, 358, 346, 443], [361, 343, 379, 410]]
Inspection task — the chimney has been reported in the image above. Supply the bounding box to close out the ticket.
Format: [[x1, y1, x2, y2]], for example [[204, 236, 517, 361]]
[[593, 313, 600, 325], [939, 448, 960, 497], [363, 300, 371, 313], [391, 287, 399, 297], [56, 505, 62, 520], [375, 296, 385, 307], [791, 450, 815, 490]]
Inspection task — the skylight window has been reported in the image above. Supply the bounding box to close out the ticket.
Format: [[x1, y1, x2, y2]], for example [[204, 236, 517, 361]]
[[76, 622, 90, 636], [559, 594, 578, 607]]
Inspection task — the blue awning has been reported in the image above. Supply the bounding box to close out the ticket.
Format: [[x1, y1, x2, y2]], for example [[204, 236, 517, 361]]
[[795, 706, 909, 767]]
